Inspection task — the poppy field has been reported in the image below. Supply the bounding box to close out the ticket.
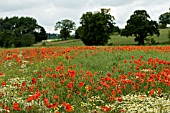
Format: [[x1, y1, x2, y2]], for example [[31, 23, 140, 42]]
[[0, 46, 170, 113]]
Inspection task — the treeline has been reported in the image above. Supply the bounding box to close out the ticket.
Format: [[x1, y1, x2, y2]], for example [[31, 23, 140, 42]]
[[0, 8, 170, 47], [0, 17, 47, 48], [55, 9, 170, 46]]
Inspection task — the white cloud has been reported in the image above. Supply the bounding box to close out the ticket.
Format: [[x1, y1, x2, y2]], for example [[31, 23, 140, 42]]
[[0, 0, 169, 33]]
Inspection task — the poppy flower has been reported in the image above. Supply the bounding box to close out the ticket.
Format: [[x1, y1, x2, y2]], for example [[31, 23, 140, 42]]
[[149, 89, 154, 96], [101, 106, 111, 112], [31, 78, 36, 84], [0, 72, 3, 76], [78, 82, 84, 88], [22, 82, 27, 86], [1, 81, 6, 86], [54, 94, 59, 100], [13, 102, 20, 110], [65, 104, 74, 112], [27, 96, 34, 102], [117, 96, 122, 102]]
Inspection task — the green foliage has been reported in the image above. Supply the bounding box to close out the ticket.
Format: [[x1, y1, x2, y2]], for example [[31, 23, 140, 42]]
[[113, 26, 121, 34], [0, 16, 47, 48], [159, 12, 170, 28], [168, 30, 170, 43], [145, 38, 156, 45], [34, 26, 47, 42], [55, 19, 76, 40], [77, 8, 115, 46], [41, 41, 46, 46], [121, 10, 160, 45], [75, 26, 82, 39]]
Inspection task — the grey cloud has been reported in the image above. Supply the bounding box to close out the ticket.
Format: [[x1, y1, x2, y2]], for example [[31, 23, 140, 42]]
[[51, 0, 89, 9], [86, 0, 136, 7], [0, 0, 48, 12], [0, 0, 169, 33]]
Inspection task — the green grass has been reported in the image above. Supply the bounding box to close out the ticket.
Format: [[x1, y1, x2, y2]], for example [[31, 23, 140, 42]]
[[54, 40, 85, 46], [109, 28, 170, 45], [42, 28, 170, 47]]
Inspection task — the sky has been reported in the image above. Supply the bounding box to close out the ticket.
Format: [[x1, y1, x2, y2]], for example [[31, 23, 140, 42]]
[[0, 0, 169, 33]]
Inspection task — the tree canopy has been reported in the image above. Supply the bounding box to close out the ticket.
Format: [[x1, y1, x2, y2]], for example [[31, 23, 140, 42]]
[[159, 12, 170, 28], [0, 16, 47, 47], [77, 8, 115, 46], [55, 19, 76, 40], [121, 10, 160, 45]]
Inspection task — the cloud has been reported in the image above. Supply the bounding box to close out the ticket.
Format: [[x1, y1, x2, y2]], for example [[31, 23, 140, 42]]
[[0, 0, 48, 12], [86, 0, 136, 7], [0, 0, 169, 33], [109, 0, 169, 28]]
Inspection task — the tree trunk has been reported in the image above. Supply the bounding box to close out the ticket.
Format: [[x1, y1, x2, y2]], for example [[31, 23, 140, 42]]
[[138, 36, 145, 45]]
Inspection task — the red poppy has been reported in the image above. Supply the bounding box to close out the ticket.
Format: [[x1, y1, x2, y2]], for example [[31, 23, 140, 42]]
[[112, 90, 116, 96], [107, 72, 111, 77], [65, 104, 73, 112], [27, 96, 34, 102], [22, 82, 27, 86], [1, 81, 6, 86], [67, 82, 74, 89], [4, 105, 10, 112], [149, 89, 154, 96], [131, 55, 135, 59], [43, 98, 49, 106], [13, 102, 20, 110], [62, 102, 67, 107], [101, 105, 111, 112], [53, 94, 59, 100], [67, 94, 72, 98], [0, 72, 3, 76], [34, 90, 41, 99], [31, 78, 36, 84], [78, 82, 84, 88], [117, 96, 122, 102]]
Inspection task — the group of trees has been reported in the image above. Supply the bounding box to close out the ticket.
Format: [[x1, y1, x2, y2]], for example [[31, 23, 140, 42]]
[[159, 12, 170, 28], [56, 9, 169, 46], [0, 17, 47, 47], [77, 8, 115, 45], [121, 10, 160, 45], [0, 9, 169, 47]]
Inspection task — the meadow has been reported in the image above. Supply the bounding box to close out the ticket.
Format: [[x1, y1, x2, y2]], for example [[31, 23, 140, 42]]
[[36, 28, 170, 47], [0, 46, 170, 113]]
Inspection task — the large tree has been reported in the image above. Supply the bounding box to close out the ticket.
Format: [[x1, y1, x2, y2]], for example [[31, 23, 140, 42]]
[[0, 16, 47, 47], [55, 19, 76, 40], [77, 8, 115, 46], [159, 12, 170, 28], [121, 10, 160, 45]]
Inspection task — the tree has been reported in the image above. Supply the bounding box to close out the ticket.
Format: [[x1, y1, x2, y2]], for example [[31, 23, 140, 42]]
[[113, 26, 120, 34], [55, 19, 76, 40], [77, 8, 115, 46], [121, 10, 160, 45], [159, 12, 170, 28], [75, 26, 83, 39], [34, 25, 47, 42], [0, 16, 47, 47]]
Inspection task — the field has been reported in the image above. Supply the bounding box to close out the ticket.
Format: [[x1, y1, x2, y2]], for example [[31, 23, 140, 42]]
[[0, 46, 170, 113], [34, 28, 170, 47]]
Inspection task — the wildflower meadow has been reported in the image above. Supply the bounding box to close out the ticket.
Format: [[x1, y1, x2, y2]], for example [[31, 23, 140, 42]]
[[0, 46, 170, 113]]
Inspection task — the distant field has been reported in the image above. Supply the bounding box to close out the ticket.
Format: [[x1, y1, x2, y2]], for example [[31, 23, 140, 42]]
[[34, 28, 170, 47]]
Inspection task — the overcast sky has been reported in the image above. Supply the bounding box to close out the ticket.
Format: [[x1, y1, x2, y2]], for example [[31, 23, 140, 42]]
[[0, 0, 169, 33]]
